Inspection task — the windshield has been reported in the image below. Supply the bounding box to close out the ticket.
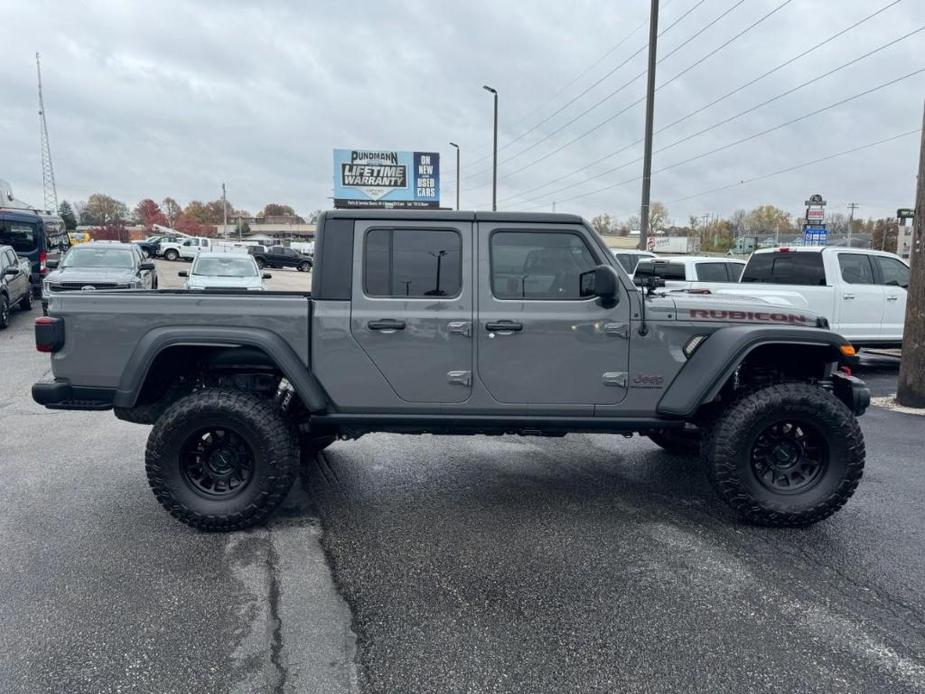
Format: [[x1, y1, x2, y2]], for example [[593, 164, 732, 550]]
[[192, 256, 258, 277], [62, 247, 135, 269]]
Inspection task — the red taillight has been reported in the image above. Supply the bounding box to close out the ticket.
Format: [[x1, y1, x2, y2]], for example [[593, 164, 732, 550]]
[[35, 315, 64, 353], [39, 249, 47, 274]]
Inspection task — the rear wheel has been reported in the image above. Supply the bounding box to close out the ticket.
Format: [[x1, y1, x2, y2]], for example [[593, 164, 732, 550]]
[[164, 249, 179, 261], [0, 295, 9, 329], [298, 262, 310, 272], [145, 389, 298, 531], [704, 383, 864, 527]]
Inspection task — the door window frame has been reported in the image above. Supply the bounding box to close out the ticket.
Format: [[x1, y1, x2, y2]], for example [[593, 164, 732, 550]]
[[487, 228, 604, 302], [362, 225, 464, 301]]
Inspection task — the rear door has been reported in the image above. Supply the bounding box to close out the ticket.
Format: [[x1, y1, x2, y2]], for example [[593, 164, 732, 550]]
[[834, 252, 883, 341], [476, 223, 630, 406], [872, 254, 910, 340], [350, 219, 473, 403]]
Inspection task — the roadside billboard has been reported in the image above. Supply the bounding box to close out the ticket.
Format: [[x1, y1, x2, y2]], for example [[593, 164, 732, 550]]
[[333, 149, 440, 208]]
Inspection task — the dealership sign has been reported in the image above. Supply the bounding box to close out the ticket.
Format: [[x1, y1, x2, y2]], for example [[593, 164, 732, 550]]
[[333, 149, 440, 208]]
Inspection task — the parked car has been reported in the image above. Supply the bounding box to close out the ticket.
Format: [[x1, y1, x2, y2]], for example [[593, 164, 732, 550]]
[[634, 256, 746, 290], [0, 243, 34, 328], [715, 246, 909, 347], [34, 210, 870, 532], [179, 252, 269, 291], [42, 242, 156, 313], [160, 236, 212, 261], [0, 207, 69, 296], [611, 249, 656, 275], [248, 245, 312, 271]]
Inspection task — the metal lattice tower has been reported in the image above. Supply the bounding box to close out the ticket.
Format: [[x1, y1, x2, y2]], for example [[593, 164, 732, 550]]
[[36, 52, 58, 213]]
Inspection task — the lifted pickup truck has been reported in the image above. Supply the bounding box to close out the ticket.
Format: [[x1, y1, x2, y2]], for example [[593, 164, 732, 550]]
[[32, 211, 870, 531]]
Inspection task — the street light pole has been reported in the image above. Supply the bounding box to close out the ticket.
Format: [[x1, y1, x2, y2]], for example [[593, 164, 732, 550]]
[[638, 0, 660, 251], [846, 202, 859, 247], [483, 85, 498, 211], [449, 142, 460, 210]]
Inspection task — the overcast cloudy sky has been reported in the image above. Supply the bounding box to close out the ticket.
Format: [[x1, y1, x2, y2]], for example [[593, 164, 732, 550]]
[[2, 0, 923, 224]]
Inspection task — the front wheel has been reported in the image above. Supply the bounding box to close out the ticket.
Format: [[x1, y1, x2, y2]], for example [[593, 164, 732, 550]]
[[704, 383, 865, 527], [164, 249, 179, 261], [0, 295, 9, 329], [145, 389, 299, 531], [298, 262, 310, 272]]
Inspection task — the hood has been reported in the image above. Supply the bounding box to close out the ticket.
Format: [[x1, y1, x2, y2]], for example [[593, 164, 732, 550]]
[[185, 275, 263, 290], [46, 267, 138, 283], [666, 292, 824, 328]]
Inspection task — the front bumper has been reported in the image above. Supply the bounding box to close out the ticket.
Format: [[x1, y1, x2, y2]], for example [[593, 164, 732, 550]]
[[32, 379, 115, 411]]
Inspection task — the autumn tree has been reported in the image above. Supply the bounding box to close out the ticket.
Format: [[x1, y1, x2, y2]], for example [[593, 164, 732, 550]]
[[871, 218, 899, 251], [78, 194, 129, 226], [648, 201, 670, 235], [746, 205, 791, 237], [307, 209, 323, 224], [58, 201, 78, 230], [162, 197, 181, 228], [590, 213, 615, 236], [259, 203, 296, 218], [134, 199, 168, 229]]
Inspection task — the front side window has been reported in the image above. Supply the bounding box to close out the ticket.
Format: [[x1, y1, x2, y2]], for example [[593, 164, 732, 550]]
[[365, 228, 462, 298], [874, 256, 909, 288], [838, 253, 875, 284], [491, 231, 597, 299], [0, 222, 38, 253]]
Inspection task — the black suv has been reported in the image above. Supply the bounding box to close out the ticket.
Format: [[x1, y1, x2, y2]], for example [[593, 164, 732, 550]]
[[248, 245, 312, 271]]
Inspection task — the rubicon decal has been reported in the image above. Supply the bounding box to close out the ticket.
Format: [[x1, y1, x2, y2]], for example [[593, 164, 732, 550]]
[[688, 309, 810, 324]]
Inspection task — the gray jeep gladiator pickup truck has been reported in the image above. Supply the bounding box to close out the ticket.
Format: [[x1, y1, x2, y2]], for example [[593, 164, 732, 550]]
[[32, 210, 870, 531]]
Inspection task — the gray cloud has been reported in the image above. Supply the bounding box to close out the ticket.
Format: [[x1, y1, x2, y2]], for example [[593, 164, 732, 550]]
[[2, 0, 922, 224]]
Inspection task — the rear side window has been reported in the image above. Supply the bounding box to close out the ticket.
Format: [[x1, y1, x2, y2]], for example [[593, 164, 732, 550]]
[[365, 228, 462, 298], [491, 231, 597, 299], [838, 254, 875, 284], [874, 256, 909, 288], [0, 221, 38, 253], [635, 261, 686, 281], [726, 263, 745, 281], [741, 252, 826, 286], [695, 262, 729, 282]]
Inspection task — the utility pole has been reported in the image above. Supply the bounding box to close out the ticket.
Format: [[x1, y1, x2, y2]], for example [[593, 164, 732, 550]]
[[483, 86, 499, 211], [897, 103, 925, 407], [36, 52, 58, 213], [222, 182, 229, 238], [449, 142, 460, 210], [638, 0, 660, 251], [846, 202, 859, 247]]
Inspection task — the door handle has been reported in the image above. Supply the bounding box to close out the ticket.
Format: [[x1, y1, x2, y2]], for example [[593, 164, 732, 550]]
[[842, 294, 855, 300], [886, 295, 899, 302], [367, 319, 406, 332], [485, 320, 523, 333]]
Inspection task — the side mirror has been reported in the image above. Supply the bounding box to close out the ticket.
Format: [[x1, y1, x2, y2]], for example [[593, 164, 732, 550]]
[[46, 259, 59, 270], [178, 270, 189, 277], [262, 273, 272, 279], [139, 261, 155, 271], [579, 265, 619, 308]]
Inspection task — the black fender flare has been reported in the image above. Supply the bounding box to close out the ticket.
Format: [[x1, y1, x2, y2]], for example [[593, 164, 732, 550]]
[[112, 326, 329, 412], [656, 326, 848, 417]]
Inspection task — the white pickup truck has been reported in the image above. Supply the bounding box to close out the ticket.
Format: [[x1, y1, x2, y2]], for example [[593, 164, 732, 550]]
[[634, 255, 746, 289], [696, 246, 909, 347], [160, 236, 212, 261]]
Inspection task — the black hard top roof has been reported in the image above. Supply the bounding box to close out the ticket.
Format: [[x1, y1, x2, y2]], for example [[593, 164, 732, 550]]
[[322, 209, 585, 224]]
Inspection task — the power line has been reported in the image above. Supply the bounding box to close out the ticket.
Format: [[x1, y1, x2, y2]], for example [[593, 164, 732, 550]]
[[520, 68, 925, 209], [662, 129, 920, 205], [464, 0, 692, 174], [506, 24, 923, 208], [470, 0, 788, 194]]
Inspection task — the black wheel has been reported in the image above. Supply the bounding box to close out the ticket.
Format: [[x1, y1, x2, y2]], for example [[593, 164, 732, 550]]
[[648, 426, 700, 454], [19, 289, 34, 311], [164, 249, 179, 261], [0, 295, 9, 329], [145, 389, 298, 531], [255, 258, 266, 269], [704, 383, 865, 527], [298, 262, 310, 272]]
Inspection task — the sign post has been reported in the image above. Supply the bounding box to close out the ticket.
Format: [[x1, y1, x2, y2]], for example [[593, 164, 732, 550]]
[[333, 149, 440, 209], [803, 193, 827, 246]]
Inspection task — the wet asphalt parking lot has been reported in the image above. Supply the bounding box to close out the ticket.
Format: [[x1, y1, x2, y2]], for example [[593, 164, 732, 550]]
[[1, 285, 924, 693]]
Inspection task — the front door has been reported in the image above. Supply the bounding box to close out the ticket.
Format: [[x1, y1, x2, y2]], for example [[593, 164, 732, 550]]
[[476, 223, 630, 406], [872, 254, 910, 340], [350, 219, 473, 404]]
